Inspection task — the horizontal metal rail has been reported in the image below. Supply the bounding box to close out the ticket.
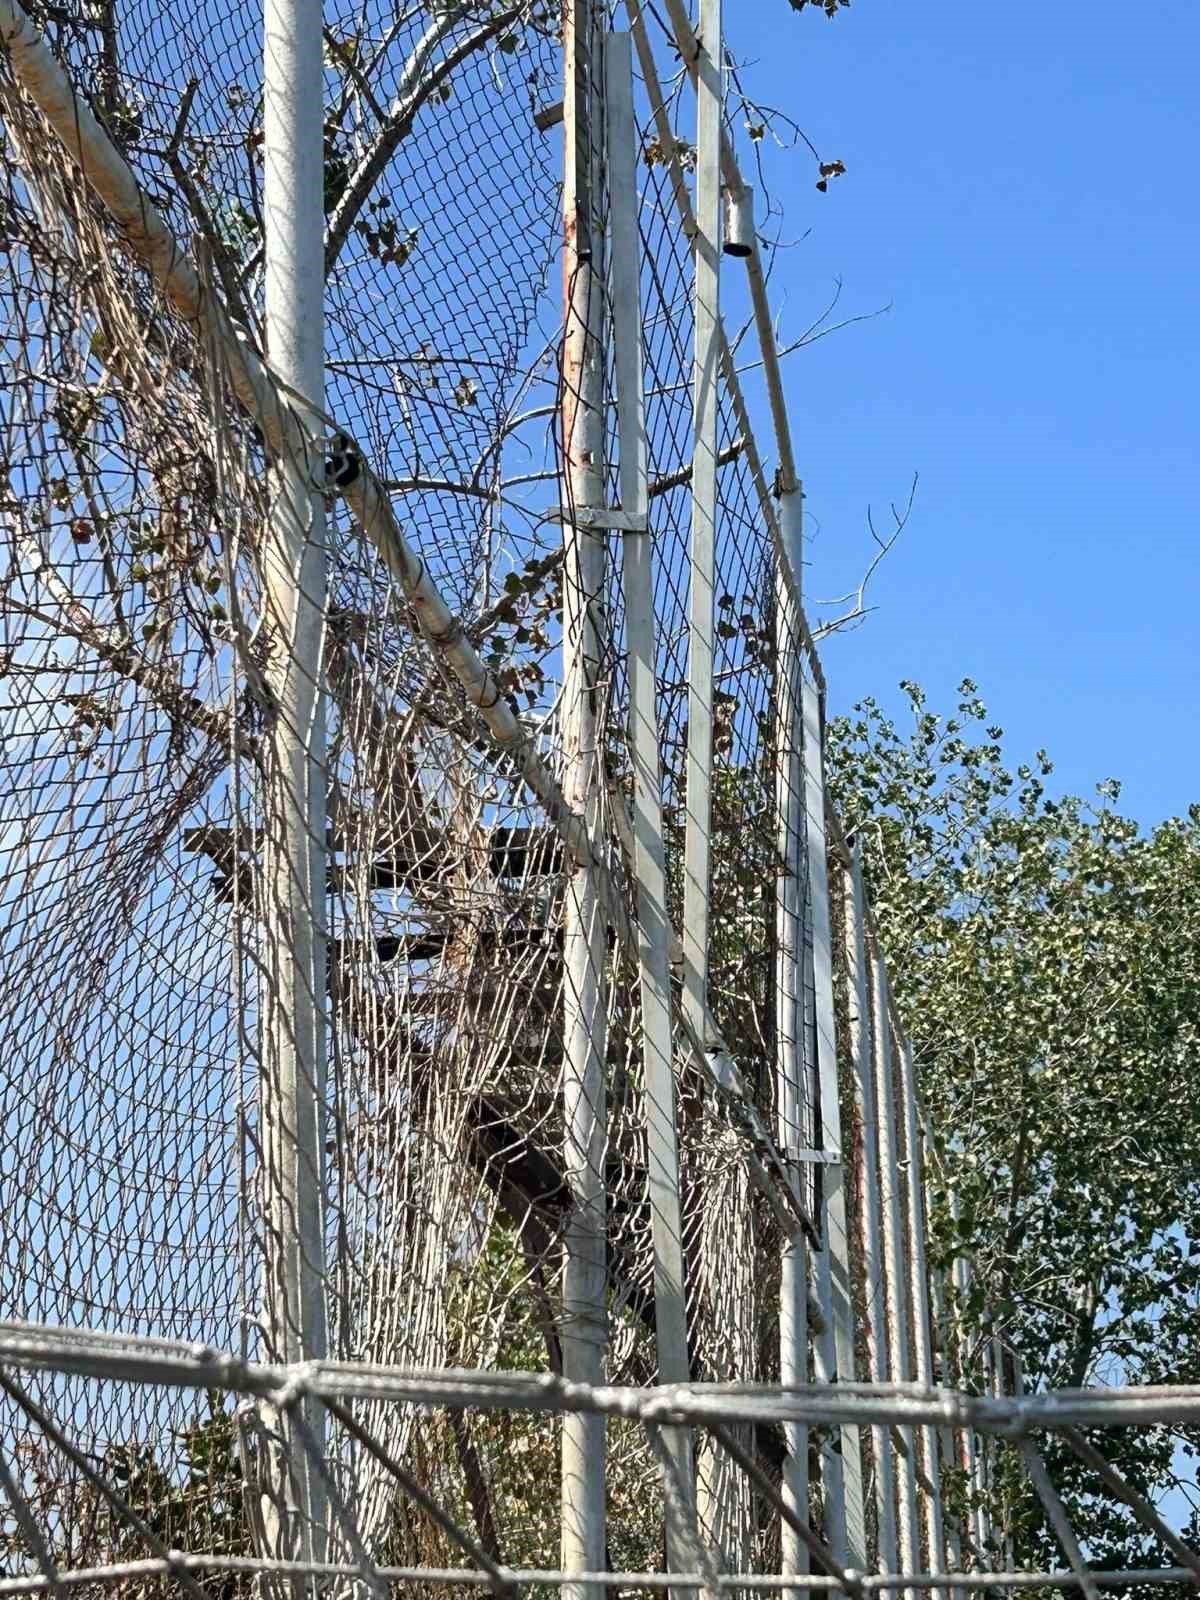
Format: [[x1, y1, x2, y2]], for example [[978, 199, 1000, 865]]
[[5, 1324, 1200, 1434], [0, 1557, 1196, 1598]]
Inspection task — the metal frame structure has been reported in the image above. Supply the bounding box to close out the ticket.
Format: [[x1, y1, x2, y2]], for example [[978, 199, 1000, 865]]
[[0, 2, 1198, 1597]]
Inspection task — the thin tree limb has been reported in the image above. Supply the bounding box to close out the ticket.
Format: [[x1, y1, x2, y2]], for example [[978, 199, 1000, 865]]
[[323, 25, 389, 126], [321, 1396, 516, 1600], [811, 474, 917, 641], [325, 5, 522, 274], [647, 435, 745, 499]]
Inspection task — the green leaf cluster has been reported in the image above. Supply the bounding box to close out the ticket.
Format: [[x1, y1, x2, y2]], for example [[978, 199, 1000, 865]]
[[827, 680, 1200, 1577]]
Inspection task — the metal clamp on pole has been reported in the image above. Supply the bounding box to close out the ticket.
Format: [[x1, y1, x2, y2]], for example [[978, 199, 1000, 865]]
[[786, 1148, 843, 1166], [544, 506, 648, 532]]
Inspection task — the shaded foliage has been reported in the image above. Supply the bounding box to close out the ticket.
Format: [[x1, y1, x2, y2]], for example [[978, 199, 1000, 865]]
[[0, 1397, 254, 1600]]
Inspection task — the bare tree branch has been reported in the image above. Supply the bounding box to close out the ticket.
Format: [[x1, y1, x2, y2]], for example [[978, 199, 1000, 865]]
[[160, 78, 259, 336], [329, 5, 426, 129], [647, 435, 745, 498], [6, 516, 254, 758], [734, 277, 892, 380], [380, 474, 495, 501], [169, 155, 257, 335], [323, 27, 389, 126], [325, 4, 523, 275], [381, 433, 746, 560], [811, 472, 917, 641], [447, 1411, 511, 1583]]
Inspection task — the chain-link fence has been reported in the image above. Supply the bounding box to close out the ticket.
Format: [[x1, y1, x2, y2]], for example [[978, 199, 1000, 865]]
[[0, 1, 1197, 1596]]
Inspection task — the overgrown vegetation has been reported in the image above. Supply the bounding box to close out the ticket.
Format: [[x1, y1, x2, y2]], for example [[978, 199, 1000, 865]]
[[827, 680, 1200, 1575]]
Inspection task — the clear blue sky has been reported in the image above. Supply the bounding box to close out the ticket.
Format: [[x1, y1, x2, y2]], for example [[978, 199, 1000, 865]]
[[734, 0, 1199, 828]]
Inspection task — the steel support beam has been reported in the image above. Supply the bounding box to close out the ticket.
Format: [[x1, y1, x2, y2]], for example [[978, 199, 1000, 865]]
[[680, 0, 722, 1043], [802, 674, 865, 1570], [899, 1039, 947, 1577], [872, 953, 920, 1599], [775, 492, 811, 1596], [844, 848, 899, 1577], [560, 7, 609, 1595], [606, 29, 697, 1583], [257, 0, 330, 1581]]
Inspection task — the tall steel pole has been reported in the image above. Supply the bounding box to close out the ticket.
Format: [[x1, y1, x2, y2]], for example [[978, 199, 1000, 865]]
[[952, 1198, 989, 1567], [603, 26, 697, 1588], [258, 0, 330, 1577], [871, 952, 919, 1598], [844, 847, 898, 1577], [899, 1039, 947, 1577], [680, 0, 721, 1043], [686, 0, 731, 1571], [802, 671, 865, 1570], [775, 491, 810, 1599], [560, 6, 608, 1596]]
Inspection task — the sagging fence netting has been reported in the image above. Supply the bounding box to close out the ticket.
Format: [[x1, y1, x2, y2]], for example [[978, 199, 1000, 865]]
[[0, 1, 1197, 1596]]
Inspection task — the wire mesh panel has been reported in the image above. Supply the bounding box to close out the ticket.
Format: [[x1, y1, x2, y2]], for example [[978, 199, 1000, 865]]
[[0, 1, 1198, 1597], [0, 55, 255, 1497]]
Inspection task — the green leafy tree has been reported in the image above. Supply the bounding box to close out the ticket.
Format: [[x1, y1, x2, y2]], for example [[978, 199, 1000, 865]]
[[826, 679, 1200, 1580]]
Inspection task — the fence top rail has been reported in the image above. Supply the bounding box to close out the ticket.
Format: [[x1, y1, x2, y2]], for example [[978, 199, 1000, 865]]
[[4, 1324, 1200, 1434]]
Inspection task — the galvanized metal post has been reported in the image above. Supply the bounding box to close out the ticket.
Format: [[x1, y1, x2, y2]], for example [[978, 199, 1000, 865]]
[[681, 0, 721, 1042], [843, 848, 898, 1577], [898, 1039, 947, 1576], [929, 1256, 965, 1596], [871, 952, 920, 1597], [259, 0, 329, 1578], [775, 490, 810, 1596], [560, 6, 609, 1595], [802, 672, 865, 1570], [605, 30, 699, 1583], [951, 1199, 989, 1568]]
